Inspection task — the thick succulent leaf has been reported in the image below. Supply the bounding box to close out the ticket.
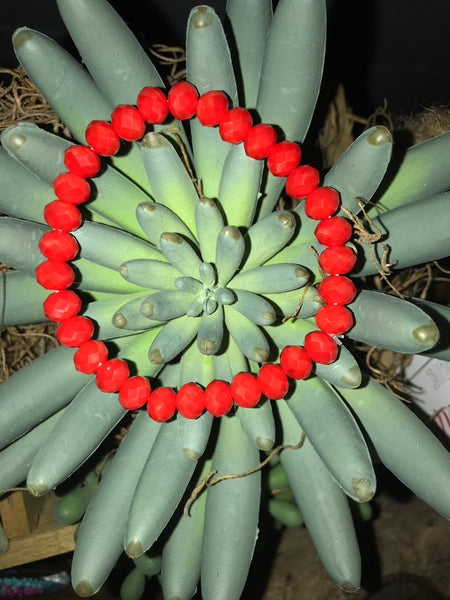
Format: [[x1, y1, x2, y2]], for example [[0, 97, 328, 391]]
[[140, 133, 198, 235], [56, 0, 162, 103], [324, 126, 393, 216], [340, 378, 450, 520], [186, 6, 237, 198], [0, 217, 47, 272], [226, 0, 273, 107], [347, 290, 440, 353], [0, 146, 54, 224], [12, 28, 150, 190], [369, 132, 450, 214], [74, 222, 161, 269], [160, 460, 209, 600], [1, 122, 151, 236], [125, 419, 197, 557], [277, 400, 361, 591], [201, 415, 260, 600], [0, 270, 47, 326], [195, 196, 225, 263], [71, 411, 161, 596], [256, 0, 326, 142], [218, 143, 264, 229], [288, 377, 376, 502], [136, 200, 196, 249], [353, 192, 450, 276], [0, 346, 90, 450]]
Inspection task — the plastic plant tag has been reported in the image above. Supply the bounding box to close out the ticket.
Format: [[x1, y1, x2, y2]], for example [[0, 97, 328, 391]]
[[404, 354, 450, 438]]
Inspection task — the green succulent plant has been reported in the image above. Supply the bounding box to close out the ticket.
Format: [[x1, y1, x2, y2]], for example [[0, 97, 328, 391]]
[[0, 1, 449, 599]]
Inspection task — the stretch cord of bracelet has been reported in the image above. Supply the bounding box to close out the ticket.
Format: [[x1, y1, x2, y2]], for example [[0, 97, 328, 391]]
[[35, 81, 357, 422]]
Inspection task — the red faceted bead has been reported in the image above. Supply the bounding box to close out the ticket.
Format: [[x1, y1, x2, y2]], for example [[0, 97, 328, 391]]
[[219, 107, 253, 144], [147, 387, 176, 422], [35, 260, 75, 290], [64, 145, 101, 178], [304, 331, 338, 364], [74, 340, 109, 374], [230, 371, 261, 408], [167, 81, 199, 120], [257, 363, 289, 399], [305, 186, 340, 220], [280, 345, 313, 380], [43, 290, 82, 321], [196, 90, 229, 126], [285, 165, 320, 199], [319, 245, 357, 275], [56, 315, 94, 347], [39, 230, 79, 261], [53, 172, 90, 205], [111, 104, 146, 141], [204, 379, 233, 417], [44, 200, 82, 232], [176, 382, 205, 419], [137, 86, 169, 124], [315, 304, 354, 334], [96, 358, 130, 393], [267, 141, 302, 177], [314, 216, 353, 246], [85, 120, 121, 156], [119, 376, 151, 410], [317, 275, 357, 305], [244, 124, 277, 160]]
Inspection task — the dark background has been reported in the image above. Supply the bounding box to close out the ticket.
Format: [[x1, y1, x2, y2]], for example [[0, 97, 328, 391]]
[[2, 0, 449, 117]]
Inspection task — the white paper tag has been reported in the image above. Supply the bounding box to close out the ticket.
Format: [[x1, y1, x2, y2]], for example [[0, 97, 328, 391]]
[[404, 355, 450, 438]]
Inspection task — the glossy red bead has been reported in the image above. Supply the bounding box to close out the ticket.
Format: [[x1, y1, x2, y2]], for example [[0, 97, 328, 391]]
[[53, 172, 91, 205], [279, 345, 313, 380], [244, 124, 277, 160], [96, 358, 130, 393], [305, 187, 340, 220], [85, 120, 121, 156], [167, 81, 199, 120], [315, 304, 354, 334], [137, 86, 169, 123], [44, 200, 82, 232], [267, 141, 302, 177], [56, 315, 94, 347], [38, 230, 79, 261], [304, 331, 338, 364], [176, 382, 205, 419], [314, 216, 353, 246], [196, 90, 229, 126], [43, 290, 82, 321], [111, 104, 146, 141], [319, 245, 357, 275], [204, 379, 233, 417], [35, 260, 75, 290], [257, 363, 289, 399], [219, 107, 253, 144], [119, 376, 151, 410], [285, 165, 320, 199], [73, 340, 109, 374], [64, 145, 101, 178], [147, 387, 176, 422], [230, 371, 261, 408], [317, 275, 357, 305]]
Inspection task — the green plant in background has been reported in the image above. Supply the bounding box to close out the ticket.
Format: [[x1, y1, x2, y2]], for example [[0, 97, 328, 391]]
[[0, 1, 449, 599]]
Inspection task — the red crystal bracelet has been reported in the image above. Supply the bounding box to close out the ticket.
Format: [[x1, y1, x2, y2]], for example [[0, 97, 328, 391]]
[[35, 81, 357, 422]]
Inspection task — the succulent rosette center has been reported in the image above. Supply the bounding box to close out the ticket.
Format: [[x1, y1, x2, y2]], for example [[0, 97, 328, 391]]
[[115, 201, 310, 366]]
